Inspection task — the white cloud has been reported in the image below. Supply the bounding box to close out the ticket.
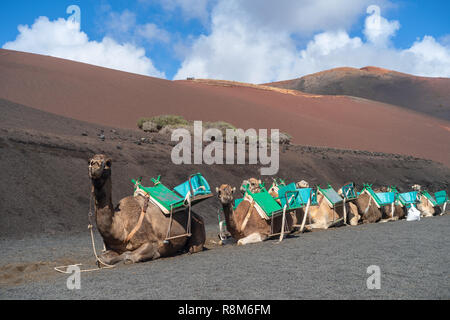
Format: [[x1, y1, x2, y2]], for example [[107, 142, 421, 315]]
[[3, 16, 165, 78], [105, 9, 137, 35], [175, 1, 450, 82], [102, 9, 171, 45], [163, 0, 210, 22], [140, 0, 211, 24], [231, 0, 387, 35], [364, 5, 400, 47], [136, 23, 171, 43]]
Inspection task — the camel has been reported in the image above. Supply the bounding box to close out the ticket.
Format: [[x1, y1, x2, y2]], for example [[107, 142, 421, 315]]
[[352, 186, 405, 223], [240, 178, 262, 194], [216, 184, 294, 245], [411, 184, 440, 217], [353, 187, 383, 223], [269, 180, 360, 230], [287, 181, 360, 230], [292, 191, 360, 230], [88, 154, 206, 265], [296, 180, 310, 188]]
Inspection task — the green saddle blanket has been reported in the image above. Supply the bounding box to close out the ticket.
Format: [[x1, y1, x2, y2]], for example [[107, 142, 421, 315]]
[[434, 190, 448, 206], [361, 184, 396, 207], [421, 190, 438, 207], [132, 174, 212, 214], [318, 185, 343, 207], [242, 185, 287, 219]]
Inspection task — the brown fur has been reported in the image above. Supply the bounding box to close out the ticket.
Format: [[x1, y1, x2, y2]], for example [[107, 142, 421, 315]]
[[354, 192, 383, 223], [89, 154, 206, 265], [217, 184, 294, 245], [417, 194, 440, 217]]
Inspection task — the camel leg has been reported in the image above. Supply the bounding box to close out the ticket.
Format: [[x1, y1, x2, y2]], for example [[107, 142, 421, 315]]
[[304, 222, 329, 231], [108, 242, 161, 265], [440, 203, 447, 215], [97, 250, 120, 266], [348, 202, 360, 226], [185, 213, 206, 254], [385, 216, 400, 222], [237, 233, 267, 245]]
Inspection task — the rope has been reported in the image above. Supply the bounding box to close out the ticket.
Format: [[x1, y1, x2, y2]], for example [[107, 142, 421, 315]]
[[217, 208, 227, 241], [364, 195, 372, 215], [88, 224, 115, 269], [187, 195, 192, 236], [390, 202, 395, 218], [343, 198, 347, 225], [54, 186, 115, 274], [165, 205, 174, 241], [299, 197, 311, 233], [278, 205, 287, 242]]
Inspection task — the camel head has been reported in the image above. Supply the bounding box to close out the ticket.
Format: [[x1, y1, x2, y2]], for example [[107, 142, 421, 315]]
[[337, 182, 352, 196], [88, 154, 112, 181], [240, 178, 262, 194], [216, 184, 236, 205], [296, 180, 310, 188], [411, 184, 422, 191]]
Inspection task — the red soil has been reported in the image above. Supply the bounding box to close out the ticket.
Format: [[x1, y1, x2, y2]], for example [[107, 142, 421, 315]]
[[268, 66, 450, 121], [0, 49, 449, 166]]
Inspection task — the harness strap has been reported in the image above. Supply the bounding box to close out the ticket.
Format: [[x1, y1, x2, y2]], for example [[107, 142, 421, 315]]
[[240, 201, 255, 232], [278, 205, 288, 242], [364, 196, 372, 215], [125, 196, 149, 243]]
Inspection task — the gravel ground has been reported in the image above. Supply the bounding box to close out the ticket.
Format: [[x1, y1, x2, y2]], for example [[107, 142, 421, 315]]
[[1, 215, 449, 300]]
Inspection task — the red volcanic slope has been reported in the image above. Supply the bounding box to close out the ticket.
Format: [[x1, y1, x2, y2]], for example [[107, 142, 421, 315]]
[[268, 66, 450, 121], [0, 49, 449, 166]]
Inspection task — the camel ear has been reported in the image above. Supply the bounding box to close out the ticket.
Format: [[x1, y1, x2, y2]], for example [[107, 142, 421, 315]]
[[105, 158, 112, 168], [215, 187, 219, 193], [232, 187, 236, 193], [258, 179, 262, 184]]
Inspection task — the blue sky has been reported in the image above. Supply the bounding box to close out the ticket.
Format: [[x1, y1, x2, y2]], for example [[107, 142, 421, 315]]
[[1, 0, 449, 82]]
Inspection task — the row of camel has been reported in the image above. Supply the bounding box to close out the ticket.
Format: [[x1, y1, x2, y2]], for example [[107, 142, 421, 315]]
[[217, 178, 441, 245], [87, 154, 446, 265]]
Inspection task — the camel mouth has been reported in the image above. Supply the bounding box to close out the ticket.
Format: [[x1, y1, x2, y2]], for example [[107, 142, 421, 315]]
[[218, 195, 233, 204], [88, 166, 104, 180]]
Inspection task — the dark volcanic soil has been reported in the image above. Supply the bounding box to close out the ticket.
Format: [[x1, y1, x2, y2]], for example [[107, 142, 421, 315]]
[[1, 98, 449, 240]]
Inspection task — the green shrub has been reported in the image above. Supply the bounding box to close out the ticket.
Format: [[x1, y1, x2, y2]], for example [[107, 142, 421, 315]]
[[137, 115, 189, 130]]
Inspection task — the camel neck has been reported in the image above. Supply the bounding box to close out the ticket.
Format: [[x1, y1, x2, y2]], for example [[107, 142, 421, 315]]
[[222, 202, 238, 232], [92, 177, 114, 233]]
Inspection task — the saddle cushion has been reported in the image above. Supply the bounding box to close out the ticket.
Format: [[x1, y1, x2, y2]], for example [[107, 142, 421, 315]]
[[318, 186, 343, 207], [375, 192, 395, 205], [434, 190, 448, 206], [174, 173, 211, 198]]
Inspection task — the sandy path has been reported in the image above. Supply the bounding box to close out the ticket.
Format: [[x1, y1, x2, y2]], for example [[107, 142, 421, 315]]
[[1, 216, 449, 300]]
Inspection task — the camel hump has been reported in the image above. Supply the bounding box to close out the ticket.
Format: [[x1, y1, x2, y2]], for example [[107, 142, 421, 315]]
[[116, 196, 142, 212]]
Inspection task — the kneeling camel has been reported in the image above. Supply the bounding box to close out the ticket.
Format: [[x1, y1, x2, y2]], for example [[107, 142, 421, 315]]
[[88, 154, 206, 265]]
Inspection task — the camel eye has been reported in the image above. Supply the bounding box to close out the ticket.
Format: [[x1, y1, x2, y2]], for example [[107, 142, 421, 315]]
[[105, 160, 111, 167]]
